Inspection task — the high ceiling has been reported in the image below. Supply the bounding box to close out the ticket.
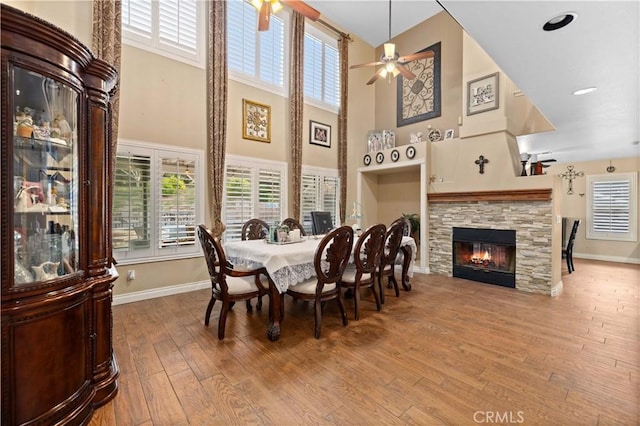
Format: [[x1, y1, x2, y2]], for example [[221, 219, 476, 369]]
[[306, 0, 640, 164]]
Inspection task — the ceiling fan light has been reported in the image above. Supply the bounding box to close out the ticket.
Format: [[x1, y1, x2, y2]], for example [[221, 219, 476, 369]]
[[385, 62, 396, 73], [384, 43, 396, 59], [379, 68, 388, 78], [250, 0, 263, 11], [391, 67, 400, 77], [270, 0, 283, 13]]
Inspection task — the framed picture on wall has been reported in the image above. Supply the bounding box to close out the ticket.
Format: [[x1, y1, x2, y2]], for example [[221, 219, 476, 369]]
[[467, 72, 499, 116], [242, 99, 271, 143], [309, 120, 331, 148]]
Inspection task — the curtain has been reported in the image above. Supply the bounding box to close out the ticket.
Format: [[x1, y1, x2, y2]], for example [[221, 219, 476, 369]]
[[207, 0, 228, 236], [92, 0, 122, 178], [338, 36, 349, 225], [289, 11, 305, 220]]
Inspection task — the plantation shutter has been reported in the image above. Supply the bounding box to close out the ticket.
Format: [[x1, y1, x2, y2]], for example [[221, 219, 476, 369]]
[[228, 0, 257, 75], [122, 0, 153, 39], [158, 0, 198, 54], [304, 34, 323, 100], [259, 16, 285, 86], [113, 152, 152, 255], [322, 175, 339, 224], [158, 157, 197, 249], [301, 174, 320, 233], [592, 180, 631, 233], [225, 165, 254, 241], [257, 168, 283, 225], [324, 44, 340, 107]]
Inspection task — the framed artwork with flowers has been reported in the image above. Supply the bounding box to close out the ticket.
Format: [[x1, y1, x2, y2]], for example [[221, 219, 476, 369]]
[[243, 99, 271, 143]]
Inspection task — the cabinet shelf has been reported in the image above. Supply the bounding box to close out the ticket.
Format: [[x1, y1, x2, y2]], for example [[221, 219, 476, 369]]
[[14, 135, 71, 155]]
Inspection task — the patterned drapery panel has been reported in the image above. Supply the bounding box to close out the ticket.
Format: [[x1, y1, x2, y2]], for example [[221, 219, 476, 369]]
[[338, 36, 349, 224], [289, 11, 305, 220], [207, 0, 228, 236], [92, 0, 122, 178]]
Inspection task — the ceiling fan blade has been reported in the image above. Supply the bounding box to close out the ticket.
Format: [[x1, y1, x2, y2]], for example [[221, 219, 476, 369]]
[[539, 159, 557, 163], [258, 2, 271, 31], [397, 50, 435, 63], [366, 71, 383, 85], [395, 64, 416, 80], [282, 0, 321, 21], [350, 61, 384, 69]]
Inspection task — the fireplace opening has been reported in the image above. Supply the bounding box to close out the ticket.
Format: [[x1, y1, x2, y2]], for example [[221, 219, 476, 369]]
[[452, 227, 516, 288]]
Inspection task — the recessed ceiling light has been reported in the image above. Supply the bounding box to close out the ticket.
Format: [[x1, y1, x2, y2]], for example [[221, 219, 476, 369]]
[[572, 87, 597, 95], [543, 12, 577, 31]]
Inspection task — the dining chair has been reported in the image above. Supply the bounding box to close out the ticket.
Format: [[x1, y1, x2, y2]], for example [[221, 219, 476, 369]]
[[563, 219, 580, 273], [378, 219, 406, 304], [197, 224, 268, 340], [286, 225, 354, 338], [241, 218, 269, 240], [340, 223, 386, 320], [280, 217, 307, 236]]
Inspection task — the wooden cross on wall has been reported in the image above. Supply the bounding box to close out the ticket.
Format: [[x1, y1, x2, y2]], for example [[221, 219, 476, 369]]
[[475, 155, 489, 174]]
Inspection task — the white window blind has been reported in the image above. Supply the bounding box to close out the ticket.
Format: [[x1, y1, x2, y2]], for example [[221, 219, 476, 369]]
[[158, 157, 197, 248], [122, 0, 203, 67], [300, 167, 339, 234], [228, 0, 287, 93], [304, 28, 340, 110], [587, 173, 637, 242], [113, 152, 152, 255], [113, 140, 204, 263], [223, 156, 287, 242]]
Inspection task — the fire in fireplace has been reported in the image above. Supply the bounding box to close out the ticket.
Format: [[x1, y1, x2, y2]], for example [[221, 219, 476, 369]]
[[452, 227, 516, 288]]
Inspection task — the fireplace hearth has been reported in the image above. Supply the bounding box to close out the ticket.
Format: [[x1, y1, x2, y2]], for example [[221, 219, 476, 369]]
[[452, 227, 516, 288]]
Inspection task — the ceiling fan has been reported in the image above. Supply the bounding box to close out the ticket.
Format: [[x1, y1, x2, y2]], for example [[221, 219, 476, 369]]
[[350, 0, 435, 85], [252, 0, 321, 31]]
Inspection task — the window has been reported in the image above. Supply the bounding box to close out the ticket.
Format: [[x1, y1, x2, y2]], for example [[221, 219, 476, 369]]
[[227, 0, 288, 94], [304, 25, 340, 111], [300, 166, 339, 234], [122, 0, 204, 67], [587, 172, 637, 242], [223, 156, 287, 241], [113, 140, 205, 263]]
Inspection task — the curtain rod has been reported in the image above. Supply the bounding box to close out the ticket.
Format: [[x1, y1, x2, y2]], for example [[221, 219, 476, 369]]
[[316, 18, 352, 41]]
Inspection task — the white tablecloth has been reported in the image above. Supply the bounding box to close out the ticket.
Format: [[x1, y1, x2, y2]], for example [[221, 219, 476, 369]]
[[225, 236, 416, 293]]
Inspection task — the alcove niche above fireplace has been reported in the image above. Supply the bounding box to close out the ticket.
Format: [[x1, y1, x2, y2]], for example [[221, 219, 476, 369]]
[[452, 227, 516, 288]]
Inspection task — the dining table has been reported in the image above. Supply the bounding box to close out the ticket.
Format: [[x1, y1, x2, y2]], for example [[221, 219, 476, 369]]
[[225, 234, 416, 341]]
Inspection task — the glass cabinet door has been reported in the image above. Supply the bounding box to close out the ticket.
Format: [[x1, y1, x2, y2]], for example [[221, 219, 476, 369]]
[[12, 66, 79, 285]]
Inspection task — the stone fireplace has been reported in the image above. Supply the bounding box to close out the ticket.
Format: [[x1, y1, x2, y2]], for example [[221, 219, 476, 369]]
[[428, 189, 560, 295]]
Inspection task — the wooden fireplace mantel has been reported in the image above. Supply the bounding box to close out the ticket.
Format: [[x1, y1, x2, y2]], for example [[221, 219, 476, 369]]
[[428, 188, 552, 203]]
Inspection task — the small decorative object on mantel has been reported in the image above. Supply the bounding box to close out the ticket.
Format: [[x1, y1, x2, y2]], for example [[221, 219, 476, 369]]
[[390, 149, 400, 162], [475, 155, 489, 174], [382, 130, 396, 149], [467, 72, 499, 116], [242, 99, 271, 143], [520, 152, 531, 176], [406, 145, 416, 159], [444, 129, 454, 140], [409, 132, 422, 144], [427, 126, 441, 142], [367, 130, 383, 152], [558, 165, 584, 195], [363, 154, 372, 166], [376, 152, 385, 164]]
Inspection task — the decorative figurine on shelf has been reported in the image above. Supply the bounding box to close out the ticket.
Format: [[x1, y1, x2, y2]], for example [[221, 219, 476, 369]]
[[53, 114, 72, 138], [410, 132, 422, 144], [15, 111, 33, 137], [31, 261, 60, 281]]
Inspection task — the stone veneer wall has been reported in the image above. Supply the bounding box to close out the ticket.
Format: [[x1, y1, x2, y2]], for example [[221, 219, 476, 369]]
[[429, 200, 553, 294]]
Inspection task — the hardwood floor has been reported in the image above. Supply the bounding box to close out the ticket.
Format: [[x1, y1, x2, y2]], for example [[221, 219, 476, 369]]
[[90, 259, 639, 425]]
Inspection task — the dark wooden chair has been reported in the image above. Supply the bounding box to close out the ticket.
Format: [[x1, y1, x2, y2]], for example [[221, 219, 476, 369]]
[[563, 219, 580, 273], [340, 223, 386, 320], [281, 217, 307, 236], [378, 219, 406, 304], [197, 225, 268, 340], [286, 225, 354, 338], [241, 218, 269, 240]]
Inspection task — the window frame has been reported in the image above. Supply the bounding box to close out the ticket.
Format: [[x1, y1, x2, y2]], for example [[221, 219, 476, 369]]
[[300, 165, 340, 234], [303, 23, 340, 113], [113, 139, 205, 265], [227, 0, 290, 97], [122, 0, 206, 69], [586, 172, 638, 242], [222, 155, 289, 242]]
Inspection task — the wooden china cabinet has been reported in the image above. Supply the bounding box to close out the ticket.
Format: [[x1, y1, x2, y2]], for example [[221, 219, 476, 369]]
[[1, 5, 119, 425]]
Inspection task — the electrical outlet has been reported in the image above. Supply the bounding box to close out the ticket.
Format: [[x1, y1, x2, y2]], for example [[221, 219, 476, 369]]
[[127, 270, 136, 281]]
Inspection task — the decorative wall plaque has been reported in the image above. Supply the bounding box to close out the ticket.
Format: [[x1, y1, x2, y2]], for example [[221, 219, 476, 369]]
[[242, 99, 271, 143], [397, 42, 441, 127]]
